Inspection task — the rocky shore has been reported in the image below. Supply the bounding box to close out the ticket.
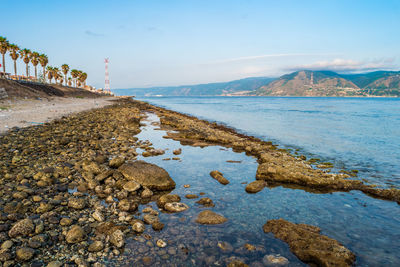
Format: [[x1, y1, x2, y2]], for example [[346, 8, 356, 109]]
[[0, 97, 397, 266]]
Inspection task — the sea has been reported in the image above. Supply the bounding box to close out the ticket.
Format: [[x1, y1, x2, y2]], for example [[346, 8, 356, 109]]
[[112, 95, 400, 266]]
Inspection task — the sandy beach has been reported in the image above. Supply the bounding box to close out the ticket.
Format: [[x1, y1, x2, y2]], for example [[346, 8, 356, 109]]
[[0, 97, 115, 134]]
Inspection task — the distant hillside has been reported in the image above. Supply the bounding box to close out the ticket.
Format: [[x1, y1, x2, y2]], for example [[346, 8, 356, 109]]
[[113, 77, 274, 96], [255, 70, 400, 97]]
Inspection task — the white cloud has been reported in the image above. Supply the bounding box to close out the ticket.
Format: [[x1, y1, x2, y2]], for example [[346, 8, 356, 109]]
[[286, 58, 396, 73]]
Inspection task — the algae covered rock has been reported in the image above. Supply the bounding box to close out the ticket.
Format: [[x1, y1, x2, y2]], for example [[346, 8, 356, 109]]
[[263, 219, 355, 267], [210, 170, 230, 185], [245, 180, 266, 193], [119, 161, 175, 190], [195, 210, 227, 225]]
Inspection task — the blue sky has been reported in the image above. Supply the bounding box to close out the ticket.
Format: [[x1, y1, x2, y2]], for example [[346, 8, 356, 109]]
[[2, 0, 400, 88]]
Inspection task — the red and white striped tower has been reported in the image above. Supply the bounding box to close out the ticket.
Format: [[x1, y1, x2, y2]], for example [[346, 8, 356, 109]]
[[104, 58, 110, 93]]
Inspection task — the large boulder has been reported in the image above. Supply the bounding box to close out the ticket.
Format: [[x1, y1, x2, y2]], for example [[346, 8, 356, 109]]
[[118, 161, 175, 191], [263, 219, 355, 267]]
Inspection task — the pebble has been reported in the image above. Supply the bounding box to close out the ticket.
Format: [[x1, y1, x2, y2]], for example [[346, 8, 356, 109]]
[[156, 239, 167, 248]]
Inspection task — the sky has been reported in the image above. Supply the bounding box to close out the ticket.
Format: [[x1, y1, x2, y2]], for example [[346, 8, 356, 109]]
[[1, 0, 400, 88]]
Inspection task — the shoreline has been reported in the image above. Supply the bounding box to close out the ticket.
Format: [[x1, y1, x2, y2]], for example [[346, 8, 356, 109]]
[[0, 97, 398, 266]]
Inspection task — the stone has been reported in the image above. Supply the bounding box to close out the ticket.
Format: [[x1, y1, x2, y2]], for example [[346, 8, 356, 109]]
[[16, 247, 35, 261], [118, 161, 176, 190], [227, 260, 249, 267], [164, 202, 189, 212], [141, 187, 153, 198], [152, 221, 164, 231], [88, 241, 104, 252], [123, 181, 141, 192], [244, 243, 256, 251], [9, 218, 35, 238], [196, 197, 215, 207], [195, 210, 227, 225], [156, 239, 167, 248], [60, 218, 73, 226], [68, 198, 86, 209], [218, 241, 233, 253], [143, 214, 158, 225], [263, 219, 355, 267], [118, 199, 137, 212], [132, 220, 146, 233], [65, 225, 86, 244], [47, 261, 63, 267], [109, 229, 124, 248], [156, 194, 181, 208], [262, 254, 289, 266], [142, 256, 153, 266], [245, 180, 266, 193], [92, 210, 105, 222], [1, 240, 13, 250], [109, 157, 125, 168], [36, 202, 53, 213], [173, 148, 182, 155], [185, 194, 198, 199], [210, 170, 230, 185]]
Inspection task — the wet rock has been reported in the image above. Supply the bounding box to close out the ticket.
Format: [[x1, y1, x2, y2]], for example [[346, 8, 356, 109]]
[[65, 225, 86, 244], [173, 148, 182, 155], [123, 181, 141, 192], [16, 247, 35, 261], [210, 170, 230, 185], [183, 184, 190, 188], [92, 210, 105, 222], [157, 194, 181, 208], [196, 197, 215, 207], [185, 194, 198, 199], [152, 221, 164, 231], [218, 241, 233, 253], [109, 157, 125, 168], [195, 210, 228, 225], [244, 243, 256, 251], [117, 199, 137, 212], [156, 239, 167, 248], [142, 256, 153, 266], [263, 219, 355, 267], [47, 261, 63, 267], [143, 214, 158, 225], [164, 202, 189, 212], [82, 161, 102, 175], [227, 260, 249, 267], [262, 254, 289, 266], [119, 161, 176, 190], [36, 202, 53, 213], [0, 251, 12, 262], [109, 229, 125, 248], [9, 218, 34, 238], [245, 180, 266, 193], [141, 187, 153, 198], [132, 220, 146, 233], [88, 241, 104, 252], [68, 198, 86, 210], [60, 218, 73, 226]]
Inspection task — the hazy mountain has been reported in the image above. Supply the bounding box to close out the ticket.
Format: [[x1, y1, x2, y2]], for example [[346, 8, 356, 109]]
[[114, 77, 275, 96]]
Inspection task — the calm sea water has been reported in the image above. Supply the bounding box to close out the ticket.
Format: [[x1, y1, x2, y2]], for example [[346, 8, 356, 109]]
[[137, 96, 400, 188], [110, 95, 400, 266]]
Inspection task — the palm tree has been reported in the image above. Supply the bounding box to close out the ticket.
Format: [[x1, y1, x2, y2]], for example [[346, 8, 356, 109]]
[[30, 52, 40, 80], [38, 54, 48, 82], [8, 44, 20, 76], [79, 72, 88, 87], [19, 48, 32, 78], [61, 64, 69, 86], [0, 36, 9, 73], [53, 67, 61, 84], [68, 77, 72, 86], [46, 66, 54, 83], [70, 69, 79, 87]]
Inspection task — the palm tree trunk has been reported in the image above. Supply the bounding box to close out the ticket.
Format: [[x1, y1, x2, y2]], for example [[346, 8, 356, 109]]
[[13, 60, 17, 76], [34, 66, 37, 79], [65, 74, 67, 86], [26, 64, 28, 77], [2, 54, 5, 73], [43, 66, 46, 83]]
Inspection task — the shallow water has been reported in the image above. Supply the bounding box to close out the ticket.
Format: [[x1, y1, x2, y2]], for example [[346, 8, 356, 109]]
[[120, 112, 400, 267], [133, 96, 400, 188]]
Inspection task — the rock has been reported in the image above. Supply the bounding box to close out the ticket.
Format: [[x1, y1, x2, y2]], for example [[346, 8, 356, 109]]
[[123, 181, 141, 192], [218, 241, 233, 253], [1, 240, 13, 250], [164, 202, 189, 212], [60, 218, 73, 226], [132, 220, 146, 233], [152, 221, 164, 231], [82, 161, 102, 175], [16, 247, 35, 261], [92, 210, 105, 222], [244, 243, 256, 251], [68, 198, 86, 209], [183, 184, 190, 188], [156, 239, 167, 248], [262, 254, 289, 266], [0, 251, 12, 262], [141, 187, 153, 198], [109, 229, 125, 248], [157, 194, 181, 208], [210, 170, 230, 185], [245, 180, 266, 193], [88, 241, 104, 252], [143, 214, 158, 225], [142, 256, 153, 266], [227, 260, 249, 267], [185, 194, 198, 199], [196, 197, 215, 207], [9, 218, 35, 238], [173, 148, 182, 155], [65, 225, 86, 244], [118, 161, 176, 190], [47, 261, 63, 267], [36, 202, 53, 213], [109, 157, 125, 168], [195, 210, 228, 225], [117, 199, 137, 212], [263, 219, 355, 267]]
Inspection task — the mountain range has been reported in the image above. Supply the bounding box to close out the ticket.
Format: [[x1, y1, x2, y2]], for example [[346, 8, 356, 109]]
[[114, 70, 400, 97]]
